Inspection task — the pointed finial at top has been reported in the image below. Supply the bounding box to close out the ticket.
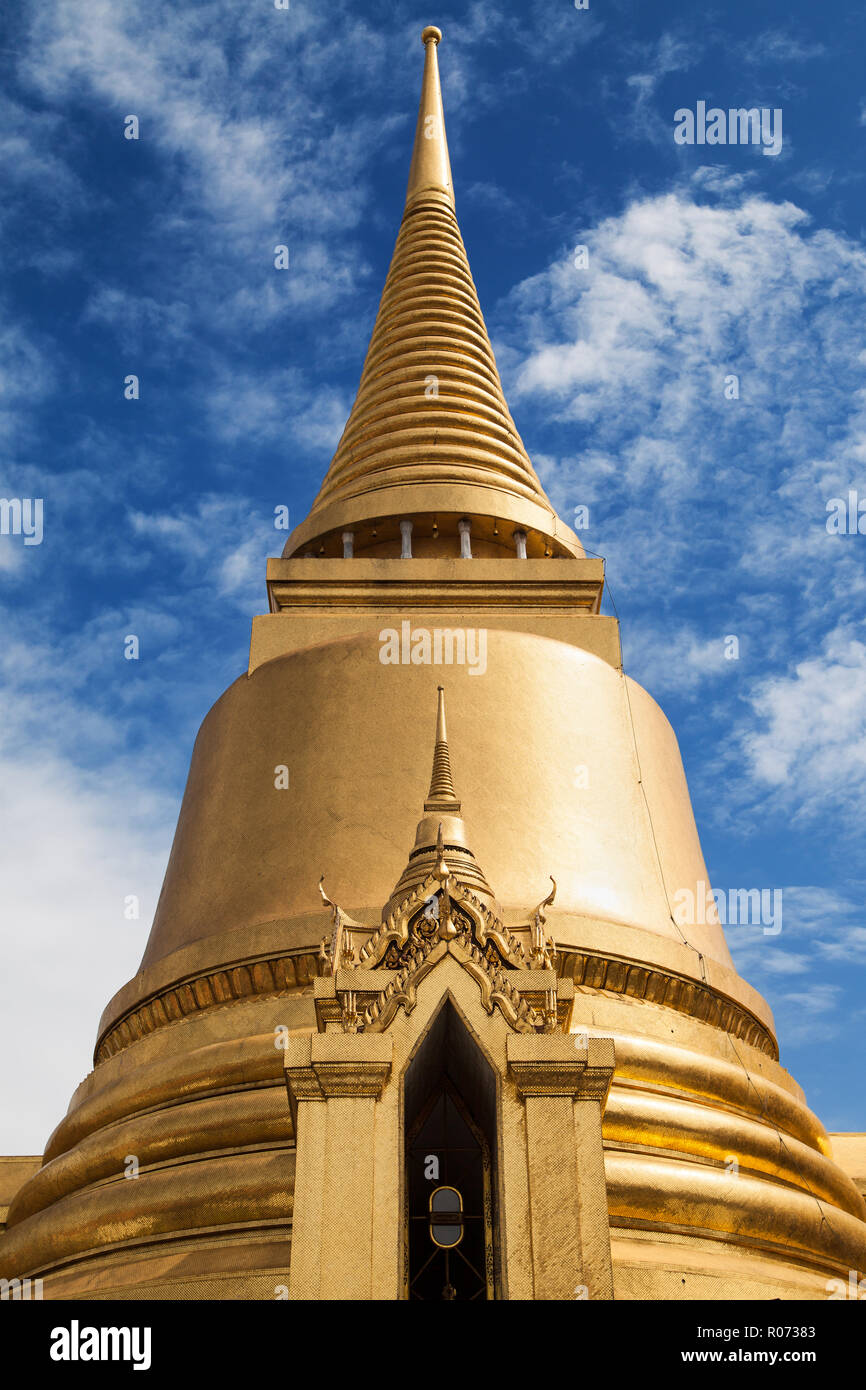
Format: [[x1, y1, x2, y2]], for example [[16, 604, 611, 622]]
[[425, 686, 460, 813], [406, 24, 454, 209], [435, 684, 447, 743]]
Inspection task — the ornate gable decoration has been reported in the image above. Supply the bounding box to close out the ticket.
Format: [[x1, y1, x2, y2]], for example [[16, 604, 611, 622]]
[[314, 689, 572, 1037], [316, 836, 573, 1039]]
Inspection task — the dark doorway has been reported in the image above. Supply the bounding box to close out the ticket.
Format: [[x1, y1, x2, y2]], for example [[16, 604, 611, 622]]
[[403, 1000, 497, 1300]]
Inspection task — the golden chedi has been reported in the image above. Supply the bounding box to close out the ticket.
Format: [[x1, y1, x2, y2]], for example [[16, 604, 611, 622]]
[[1, 25, 865, 1301]]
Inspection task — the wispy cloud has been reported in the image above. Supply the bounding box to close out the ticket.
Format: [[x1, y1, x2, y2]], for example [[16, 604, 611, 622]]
[[726, 886, 864, 1052], [496, 183, 866, 856], [772, 984, 842, 1045], [0, 314, 57, 446], [129, 494, 277, 609], [0, 745, 172, 1150], [740, 625, 866, 819], [739, 30, 827, 67], [622, 31, 705, 149]]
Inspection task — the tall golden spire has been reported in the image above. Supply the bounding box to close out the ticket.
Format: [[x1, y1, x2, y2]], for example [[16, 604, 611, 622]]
[[283, 25, 583, 561]]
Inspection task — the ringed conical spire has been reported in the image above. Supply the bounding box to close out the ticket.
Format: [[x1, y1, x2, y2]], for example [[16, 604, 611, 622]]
[[283, 25, 583, 561], [424, 685, 460, 813], [386, 686, 492, 912]]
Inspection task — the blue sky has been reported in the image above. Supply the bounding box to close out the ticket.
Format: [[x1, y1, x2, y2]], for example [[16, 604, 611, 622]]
[[1, 0, 865, 1150]]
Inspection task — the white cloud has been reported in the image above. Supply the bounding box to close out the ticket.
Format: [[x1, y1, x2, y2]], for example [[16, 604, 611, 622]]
[[727, 885, 866, 997], [0, 92, 86, 258], [741, 626, 866, 816], [740, 30, 827, 66], [82, 287, 193, 355], [817, 927, 866, 963], [691, 165, 757, 196], [19, 1, 392, 237], [500, 187, 866, 832], [773, 984, 842, 1044], [619, 622, 741, 695], [620, 31, 706, 149], [198, 366, 350, 452], [744, 948, 810, 976], [129, 494, 277, 610], [0, 601, 183, 1150], [0, 315, 56, 446], [0, 748, 171, 1151]]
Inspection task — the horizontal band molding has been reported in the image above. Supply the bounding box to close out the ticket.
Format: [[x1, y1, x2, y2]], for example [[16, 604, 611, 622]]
[[561, 947, 777, 1059], [94, 950, 321, 1064], [95, 939, 774, 1071]]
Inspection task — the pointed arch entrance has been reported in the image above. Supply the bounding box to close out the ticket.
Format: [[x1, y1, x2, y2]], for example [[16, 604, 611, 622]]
[[403, 999, 497, 1300]]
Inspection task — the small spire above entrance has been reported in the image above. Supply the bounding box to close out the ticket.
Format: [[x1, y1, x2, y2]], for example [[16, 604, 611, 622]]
[[386, 687, 493, 910], [425, 686, 461, 814]]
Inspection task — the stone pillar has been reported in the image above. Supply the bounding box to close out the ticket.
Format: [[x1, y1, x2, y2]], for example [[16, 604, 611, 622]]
[[506, 1034, 615, 1300], [284, 1033, 394, 1300]]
